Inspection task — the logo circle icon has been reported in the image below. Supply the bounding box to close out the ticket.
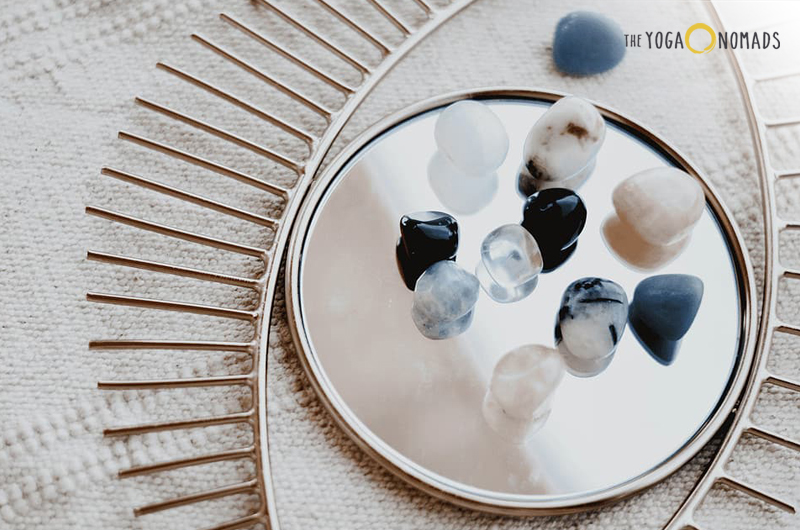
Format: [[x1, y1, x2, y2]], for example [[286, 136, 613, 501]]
[[685, 23, 716, 54]]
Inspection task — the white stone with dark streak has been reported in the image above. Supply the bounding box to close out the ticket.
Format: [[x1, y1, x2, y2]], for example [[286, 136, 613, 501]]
[[522, 96, 606, 187], [555, 277, 628, 377]]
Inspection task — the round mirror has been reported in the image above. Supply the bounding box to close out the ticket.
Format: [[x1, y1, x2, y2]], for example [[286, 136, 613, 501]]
[[286, 90, 754, 514]]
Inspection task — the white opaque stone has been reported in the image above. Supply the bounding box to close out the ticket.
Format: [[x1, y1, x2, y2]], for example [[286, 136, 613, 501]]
[[475, 224, 542, 303], [482, 345, 565, 443], [601, 213, 690, 271], [612, 167, 704, 246], [434, 100, 509, 175], [555, 277, 628, 377], [522, 96, 605, 184], [412, 260, 479, 340], [428, 151, 498, 214]]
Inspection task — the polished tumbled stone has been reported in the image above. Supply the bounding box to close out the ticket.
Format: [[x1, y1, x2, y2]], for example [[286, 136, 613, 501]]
[[522, 96, 605, 186], [612, 167, 705, 246], [553, 11, 626, 76], [434, 100, 509, 175], [412, 260, 479, 340], [483, 344, 565, 443], [476, 224, 543, 303], [396, 211, 458, 290], [629, 274, 704, 365], [542, 240, 579, 273], [555, 277, 628, 377], [428, 151, 498, 214], [521, 188, 586, 271]]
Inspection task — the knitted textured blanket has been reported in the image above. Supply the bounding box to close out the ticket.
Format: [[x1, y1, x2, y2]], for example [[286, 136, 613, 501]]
[[1, 0, 799, 529]]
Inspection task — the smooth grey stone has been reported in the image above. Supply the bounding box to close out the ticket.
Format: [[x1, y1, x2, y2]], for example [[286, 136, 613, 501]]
[[629, 274, 704, 365], [630, 274, 704, 341], [553, 11, 626, 76]]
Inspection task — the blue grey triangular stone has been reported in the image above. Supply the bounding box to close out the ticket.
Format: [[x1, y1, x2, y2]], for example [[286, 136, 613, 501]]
[[630, 274, 703, 342]]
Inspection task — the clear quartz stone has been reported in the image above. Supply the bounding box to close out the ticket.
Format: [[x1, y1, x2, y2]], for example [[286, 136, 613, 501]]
[[411, 260, 479, 340], [475, 224, 543, 303], [434, 100, 509, 175], [482, 345, 565, 444]]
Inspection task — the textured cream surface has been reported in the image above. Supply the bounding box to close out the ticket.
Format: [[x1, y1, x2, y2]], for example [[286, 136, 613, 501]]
[[1, 0, 799, 529]]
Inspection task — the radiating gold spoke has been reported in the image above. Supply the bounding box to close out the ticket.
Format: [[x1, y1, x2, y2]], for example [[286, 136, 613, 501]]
[[98, 375, 252, 390], [135, 479, 259, 516], [89, 340, 253, 352], [200, 514, 263, 530], [367, 0, 411, 35], [310, 0, 391, 55], [88, 251, 260, 289], [221, 13, 355, 94], [118, 447, 255, 478], [716, 476, 796, 513], [412, 0, 434, 16], [87, 292, 258, 321], [746, 426, 800, 452], [764, 373, 800, 392], [104, 411, 252, 437], [134, 98, 304, 173], [157, 62, 315, 145], [86, 206, 267, 258], [100, 166, 280, 228], [192, 33, 334, 119], [118, 131, 290, 198], [255, 0, 370, 74]]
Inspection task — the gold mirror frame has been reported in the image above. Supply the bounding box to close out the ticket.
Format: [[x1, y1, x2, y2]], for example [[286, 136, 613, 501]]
[[285, 88, 757, 515]]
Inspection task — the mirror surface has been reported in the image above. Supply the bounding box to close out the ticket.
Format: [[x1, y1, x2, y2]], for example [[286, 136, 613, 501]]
[[294, 97, 744, 501]]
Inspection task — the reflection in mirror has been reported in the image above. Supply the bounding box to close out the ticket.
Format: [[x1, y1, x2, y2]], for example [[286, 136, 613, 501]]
[[293, 95, 745, 506]]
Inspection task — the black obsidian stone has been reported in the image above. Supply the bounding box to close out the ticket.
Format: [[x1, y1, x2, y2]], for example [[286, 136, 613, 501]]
[[541, 240, 578, 273], [629, 274, 704, 365], [396, 211, 459, 290], [521, 188, 586, 271]]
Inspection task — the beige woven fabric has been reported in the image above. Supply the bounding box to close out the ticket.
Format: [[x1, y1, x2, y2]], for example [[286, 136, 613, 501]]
[[1, 0, 799, 528]]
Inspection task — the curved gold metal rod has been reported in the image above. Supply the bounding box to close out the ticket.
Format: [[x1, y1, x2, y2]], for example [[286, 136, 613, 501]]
[[89, 3, 479, 530], [663, 2, 798, 528]]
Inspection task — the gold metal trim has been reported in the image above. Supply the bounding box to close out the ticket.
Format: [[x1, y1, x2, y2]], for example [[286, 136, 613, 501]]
[[88, 2, 479, 529], [285, 88, 758, 516]]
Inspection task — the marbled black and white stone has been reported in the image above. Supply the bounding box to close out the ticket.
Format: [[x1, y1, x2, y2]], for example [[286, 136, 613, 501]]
[[482, 344, 565, 443], [521, 188, 586, 271], [476, 224, 543, 303], [629, 274, 704, 365], [552, 11, 626, 76], [411, 260, 479, 340], [555, 277, 628, 377], [522, 96, 605, 188], [434, 100, 509, 176], [396, 211, 458, 290]]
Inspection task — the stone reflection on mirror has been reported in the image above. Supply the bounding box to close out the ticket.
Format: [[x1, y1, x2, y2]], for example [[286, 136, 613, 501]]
[[428, 151, 498, 215], [601, 214, 690, 271]]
